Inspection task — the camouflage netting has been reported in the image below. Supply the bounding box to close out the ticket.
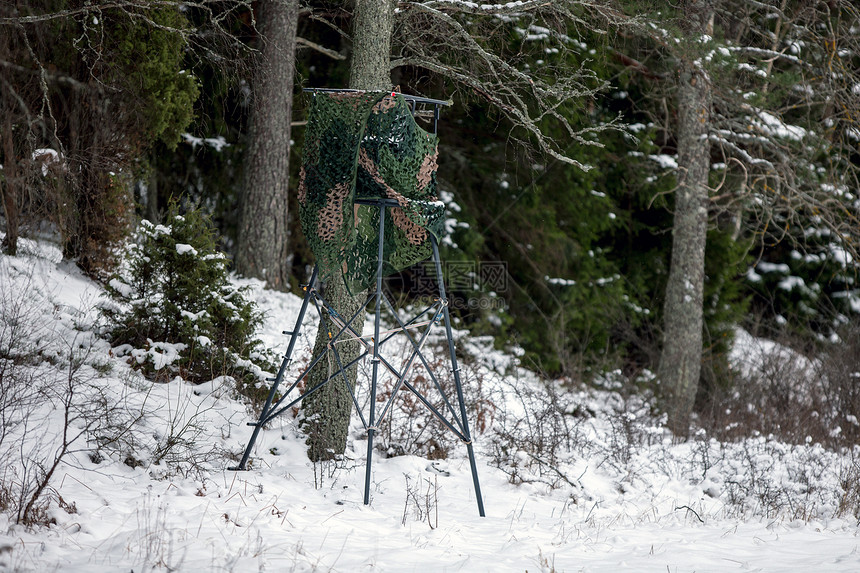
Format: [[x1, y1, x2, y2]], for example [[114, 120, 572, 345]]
[[298, 91, 445, 294]]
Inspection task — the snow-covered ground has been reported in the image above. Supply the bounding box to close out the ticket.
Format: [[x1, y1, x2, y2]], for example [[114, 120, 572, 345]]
[[1, 238, 858, 572]]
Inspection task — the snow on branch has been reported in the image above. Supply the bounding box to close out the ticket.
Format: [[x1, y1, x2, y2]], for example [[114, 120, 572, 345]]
[[708, 134, 776, 170], [413, 1, 559, 15], [726, 46, 804, 66]]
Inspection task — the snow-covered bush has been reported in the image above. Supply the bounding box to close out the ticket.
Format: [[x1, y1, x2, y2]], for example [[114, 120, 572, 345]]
[[101, 206, 272, 400], [0, 262, 53, 523], [489, 374, 589, 489]]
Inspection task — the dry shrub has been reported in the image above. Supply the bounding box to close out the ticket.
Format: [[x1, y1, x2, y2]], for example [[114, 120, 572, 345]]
[[837, 451, 860, 519], [716, 436, 832, 520], [489, 373, 587, 488], [817, 323, 860, 446], [700, 326, 860, 450], [401, 473, 439, 529], [374, 344, 495, 460], [699, 330, 826, 445]]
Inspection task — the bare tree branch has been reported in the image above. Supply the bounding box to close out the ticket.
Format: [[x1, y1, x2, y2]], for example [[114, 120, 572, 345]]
[[296, 36, 346, 60], [394, 1, 623, 168]]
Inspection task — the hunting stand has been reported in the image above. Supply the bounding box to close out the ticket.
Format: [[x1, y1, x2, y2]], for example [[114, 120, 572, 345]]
[[230, 89, 485, 517]]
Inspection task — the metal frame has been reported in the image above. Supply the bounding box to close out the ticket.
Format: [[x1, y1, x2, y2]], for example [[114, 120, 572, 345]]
[[302, 88, 450, 134], [230, 197, 485, 517]]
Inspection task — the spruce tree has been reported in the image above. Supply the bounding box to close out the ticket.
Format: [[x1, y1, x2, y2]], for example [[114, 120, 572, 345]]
[[103, 204, 272, 399]]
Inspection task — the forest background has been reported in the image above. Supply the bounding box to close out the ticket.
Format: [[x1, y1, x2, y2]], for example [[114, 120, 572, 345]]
[[2, 0, 860, 447]]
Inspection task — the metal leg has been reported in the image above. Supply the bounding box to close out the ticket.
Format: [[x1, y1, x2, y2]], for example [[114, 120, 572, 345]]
[[431, 236, 485, 516], [364, 203, 387, 505], [230, 266, 319, 471]]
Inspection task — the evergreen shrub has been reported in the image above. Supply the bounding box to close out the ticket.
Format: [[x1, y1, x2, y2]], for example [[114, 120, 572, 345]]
[[101, 204, 273, 402]]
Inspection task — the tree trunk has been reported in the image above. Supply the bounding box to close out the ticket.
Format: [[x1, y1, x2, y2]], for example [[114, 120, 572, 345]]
[[657, 0, 714, 437], [1, 117, 19, 256], [235, 0, 299, 291], [348, 0, 395, 90], [144, 165, 159, 224], [301, 0, 394, 461], [66, 92, 131, 278]]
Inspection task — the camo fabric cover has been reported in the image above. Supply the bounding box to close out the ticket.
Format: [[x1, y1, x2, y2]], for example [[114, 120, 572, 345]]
[[298, 91, 445, 294]]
